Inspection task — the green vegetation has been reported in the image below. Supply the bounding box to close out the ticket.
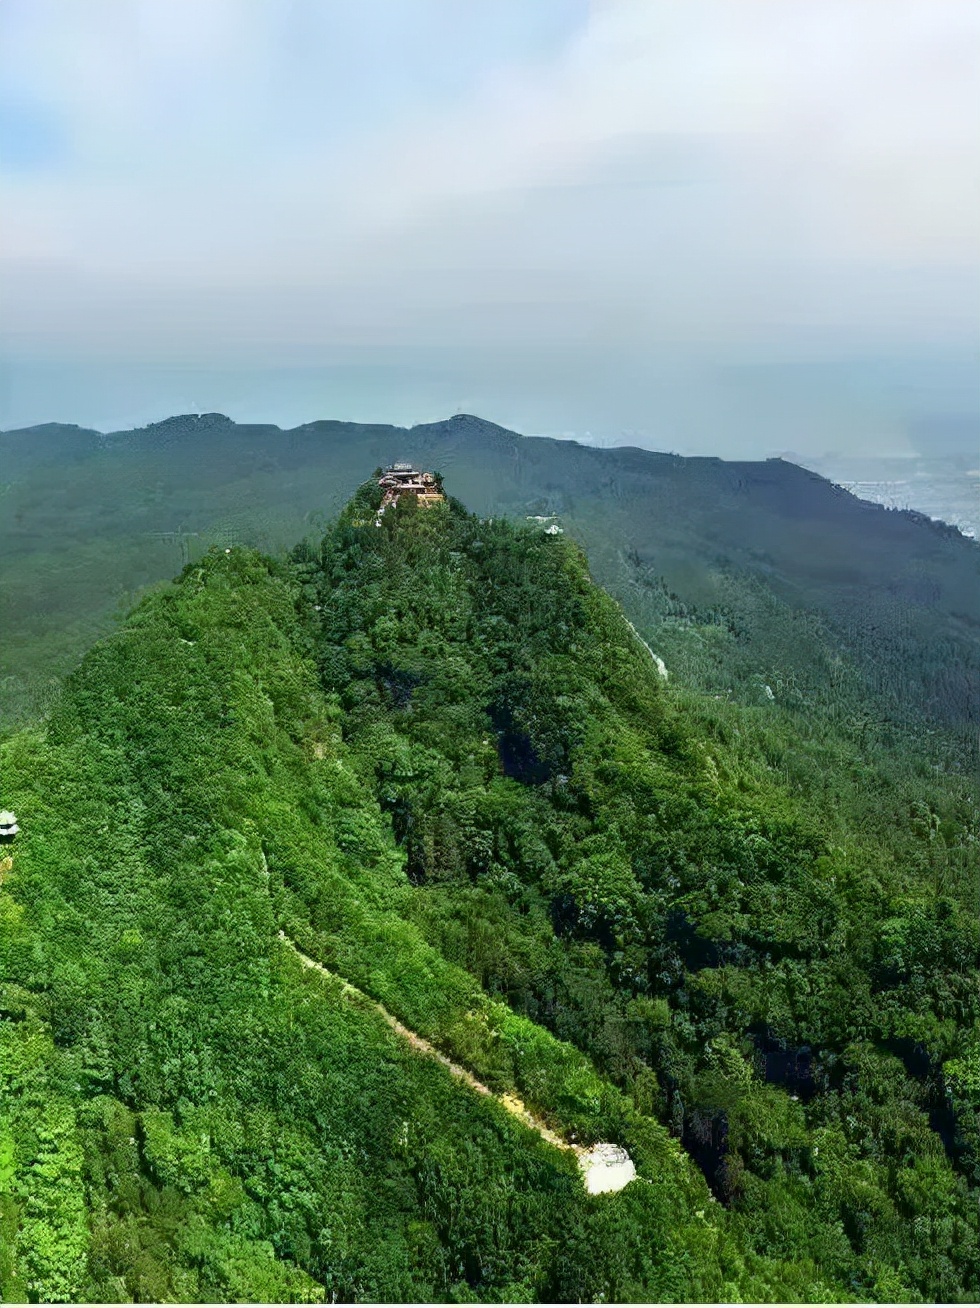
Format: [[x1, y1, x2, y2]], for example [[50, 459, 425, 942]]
[[0, 472, 977, 1301], [3, 414, 977, 751]]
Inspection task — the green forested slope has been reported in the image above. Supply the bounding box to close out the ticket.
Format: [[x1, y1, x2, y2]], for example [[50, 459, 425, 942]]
[[299, 485, 980, 1300], [3, 414, 977, 752], [0, 527, 823, 1303], [0, 484, 977, 1302]]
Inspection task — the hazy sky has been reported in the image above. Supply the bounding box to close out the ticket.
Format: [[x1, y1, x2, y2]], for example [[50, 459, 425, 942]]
[[1, 0, 978, 455]]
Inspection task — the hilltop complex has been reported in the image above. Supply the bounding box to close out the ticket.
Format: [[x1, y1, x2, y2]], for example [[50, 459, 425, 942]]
[[378, 463, 445, 513]]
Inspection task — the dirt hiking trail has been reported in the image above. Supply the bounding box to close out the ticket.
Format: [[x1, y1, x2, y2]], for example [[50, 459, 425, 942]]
[[281, 931, 636, 1193]]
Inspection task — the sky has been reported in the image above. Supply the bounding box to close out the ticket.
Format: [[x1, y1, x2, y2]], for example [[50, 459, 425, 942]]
[[1, 0, 978, 457]]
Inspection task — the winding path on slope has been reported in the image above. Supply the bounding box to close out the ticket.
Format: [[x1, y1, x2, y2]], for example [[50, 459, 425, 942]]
[[623, 615, 669, 680], [280, 931, 637, 1194]]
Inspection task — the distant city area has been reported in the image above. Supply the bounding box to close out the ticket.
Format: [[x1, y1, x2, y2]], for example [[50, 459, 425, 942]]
[[800, 454, 979, 540]]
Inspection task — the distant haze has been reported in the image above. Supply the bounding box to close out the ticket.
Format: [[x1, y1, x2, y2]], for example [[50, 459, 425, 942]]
[[1, 0, 978, 457]]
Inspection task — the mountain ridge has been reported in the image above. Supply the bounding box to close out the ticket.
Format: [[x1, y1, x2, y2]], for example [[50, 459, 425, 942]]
[[3, 408, 976, 545], [1, 483, 976, 1300], [4, 411, 977, 745]]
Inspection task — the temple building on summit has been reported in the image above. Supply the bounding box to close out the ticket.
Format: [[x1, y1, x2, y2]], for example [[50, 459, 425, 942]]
[[377, 463, 446, 512]]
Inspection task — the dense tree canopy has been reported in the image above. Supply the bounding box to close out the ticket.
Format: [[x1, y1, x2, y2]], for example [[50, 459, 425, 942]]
[[0, 482, 976, 1302]]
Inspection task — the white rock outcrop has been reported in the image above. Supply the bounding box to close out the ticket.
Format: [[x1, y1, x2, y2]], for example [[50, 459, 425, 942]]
[[578, 1143, 636, 1195]]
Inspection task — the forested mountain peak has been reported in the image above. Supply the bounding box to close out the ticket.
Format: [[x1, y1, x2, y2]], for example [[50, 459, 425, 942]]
[[104, 412, 244, 442], [3, 479, 976, 1300], [6, 411, 976, 748], [408, 412, 525, 445], [0, 420, 101, 438]]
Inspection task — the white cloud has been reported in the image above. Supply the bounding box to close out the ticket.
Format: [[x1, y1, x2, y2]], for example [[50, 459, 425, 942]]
[[0, 0, 976, 447]]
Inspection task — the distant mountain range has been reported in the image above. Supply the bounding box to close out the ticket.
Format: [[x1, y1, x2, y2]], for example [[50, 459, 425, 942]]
[[2, 412, 978, 742]]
